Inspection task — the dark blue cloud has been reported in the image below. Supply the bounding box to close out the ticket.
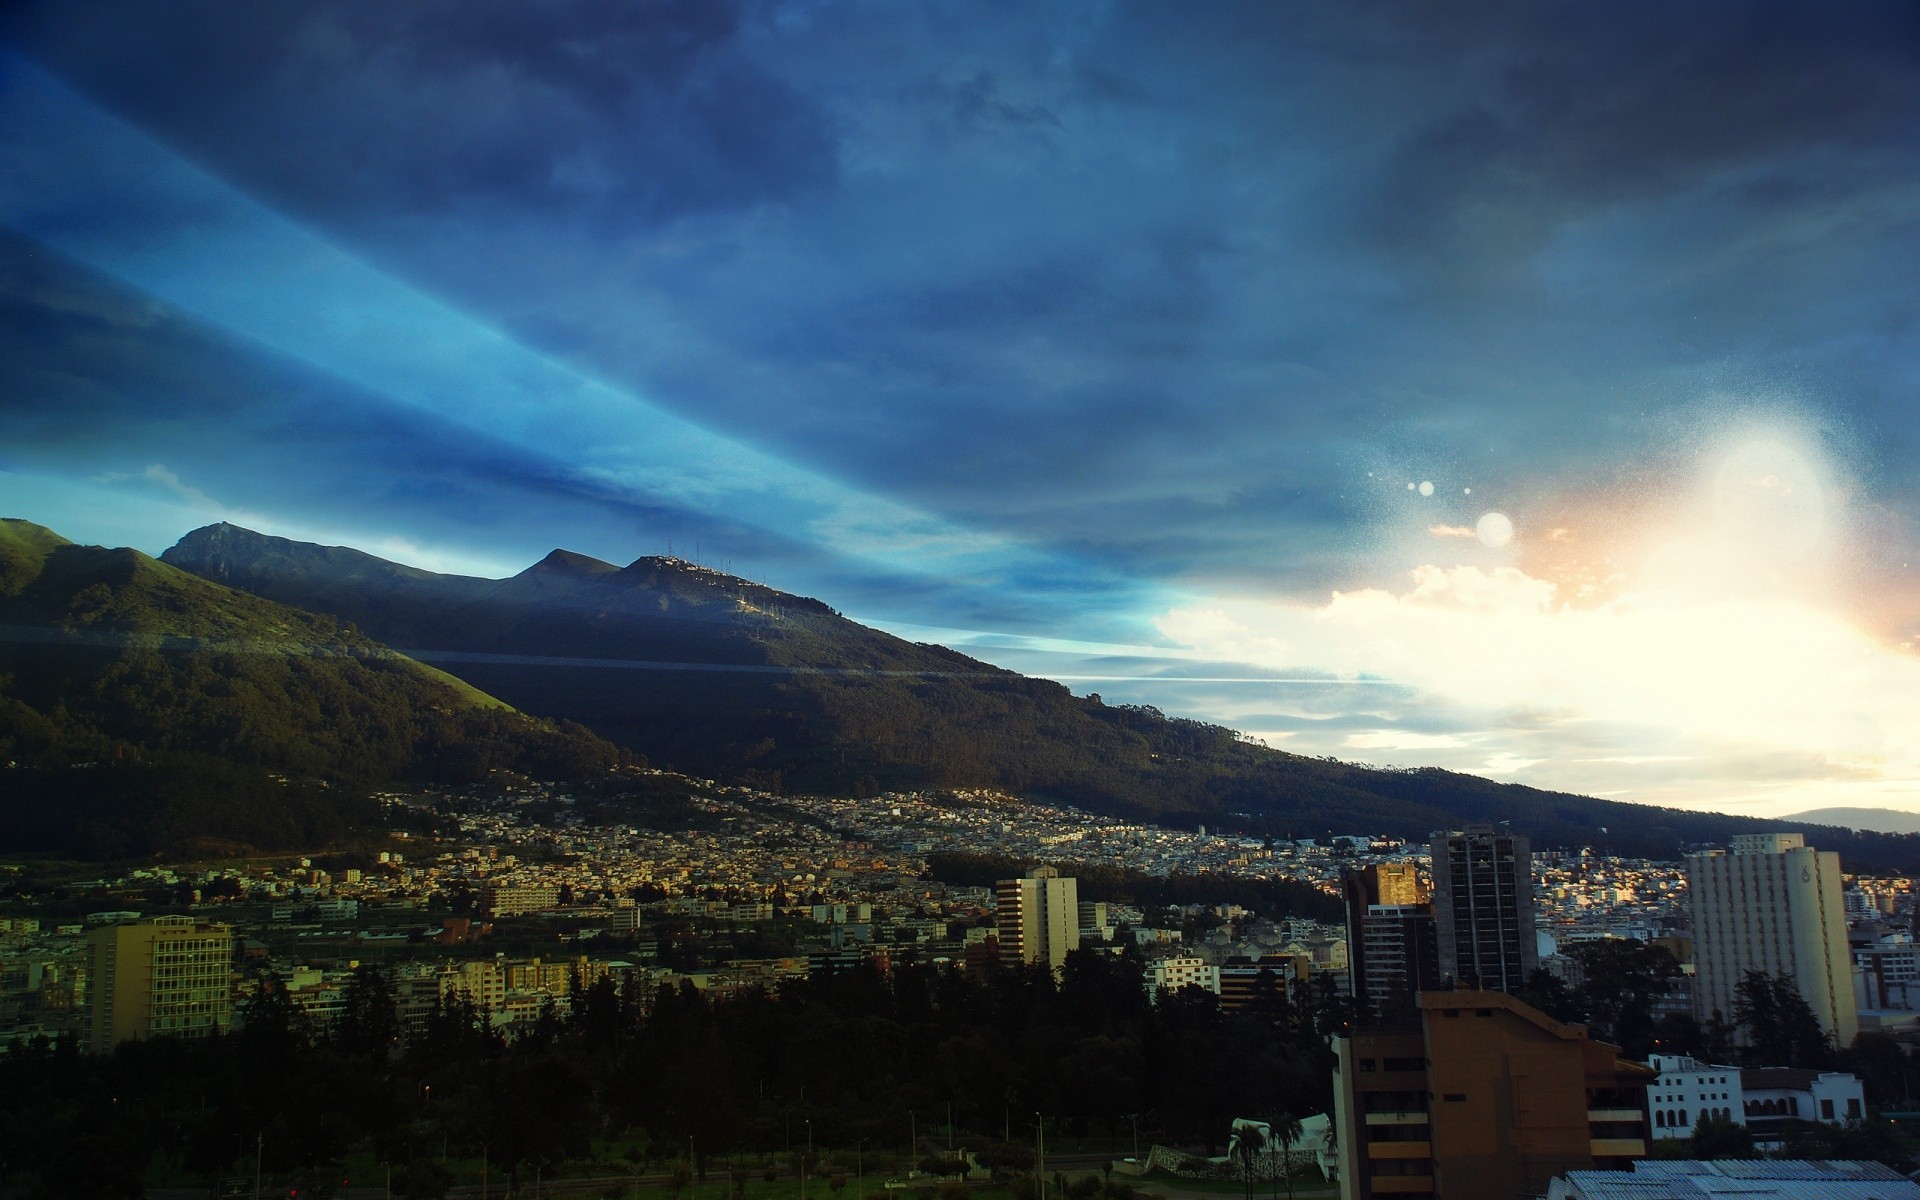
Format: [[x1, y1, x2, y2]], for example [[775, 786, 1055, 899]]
[[1, 0, 1917, 620]]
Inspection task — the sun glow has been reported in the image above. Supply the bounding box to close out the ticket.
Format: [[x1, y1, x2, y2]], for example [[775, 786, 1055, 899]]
[[1158, 430, 1920, 815]]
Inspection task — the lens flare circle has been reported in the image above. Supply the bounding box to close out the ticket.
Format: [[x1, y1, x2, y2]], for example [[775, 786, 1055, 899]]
[[1476, 511, 1514, 548]]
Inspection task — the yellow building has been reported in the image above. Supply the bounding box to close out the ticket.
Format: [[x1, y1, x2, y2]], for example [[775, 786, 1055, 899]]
[[86, 917, 234, 1052], [995, 866, 1080, 971]]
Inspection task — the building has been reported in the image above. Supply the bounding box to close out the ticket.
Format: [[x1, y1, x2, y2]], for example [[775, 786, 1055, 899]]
[[483, 885, 559, 918], [1741, 1067, 1865, 1138], [1548, 1159, 1920, 1200], [86, 917, 234, 1052], [995, 866, 1080, 971], [1219, 954, 1307, 1013], [1332, 990, 1651, 1200], [1147, 954, 1221, 1003], [1645, 1055, 1743, 1139], [1344, 864, 1440, 1017], [1430, 826, 1538, 993], [1687, 833, 1857, 1047], [1853, 939, 1920, 1009]]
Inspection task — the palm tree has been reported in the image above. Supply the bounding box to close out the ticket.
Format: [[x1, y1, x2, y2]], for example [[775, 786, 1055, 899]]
[[1234, 1123, 1266, 1200], [1267, 1115, 1302, 1200]]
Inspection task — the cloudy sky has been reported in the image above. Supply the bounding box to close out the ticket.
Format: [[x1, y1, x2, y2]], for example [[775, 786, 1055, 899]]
[[2, 1, 1918, 817]]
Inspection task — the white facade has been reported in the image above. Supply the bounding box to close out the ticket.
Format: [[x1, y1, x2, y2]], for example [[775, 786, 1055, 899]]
[[1854, 939, 1920, 1009], [1646, 1055, 1744, 1139], [1742, 1067, 1866, 1134], [1686, 833, 1857, 1047], [1146, 954, 1221, 1002], [995, 867, 1080, 971]]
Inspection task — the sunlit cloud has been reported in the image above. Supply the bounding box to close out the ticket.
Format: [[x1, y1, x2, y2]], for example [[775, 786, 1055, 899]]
[[1156, 429, 1920, 816]]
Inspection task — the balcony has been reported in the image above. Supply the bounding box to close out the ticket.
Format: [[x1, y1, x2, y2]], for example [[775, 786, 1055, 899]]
[[1370, 1177, 1435, 1195], [1587, 1108, 1643, 1123], [1590, 1138, 1647, 1157], [1367, 1142, 1432, 1160], [1365, 1111, 1431, 1126]]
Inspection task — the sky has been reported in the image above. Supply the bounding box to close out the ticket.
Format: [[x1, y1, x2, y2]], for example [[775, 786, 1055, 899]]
[[1, 1, 1918, 818]]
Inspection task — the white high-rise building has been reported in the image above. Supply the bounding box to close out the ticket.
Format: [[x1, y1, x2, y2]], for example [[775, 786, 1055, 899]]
[[996, 866, 1080, 971], [1688, 833, 1856, 1048]]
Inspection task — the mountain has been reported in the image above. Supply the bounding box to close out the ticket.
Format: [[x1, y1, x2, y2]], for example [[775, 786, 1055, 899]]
[[1783, 807, 1920, 836], [159, 522, 1920, 869], [0, 519, 621, 856]]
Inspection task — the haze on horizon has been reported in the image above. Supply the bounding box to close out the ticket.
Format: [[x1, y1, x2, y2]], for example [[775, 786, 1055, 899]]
[[1, 2, 1917, 820]]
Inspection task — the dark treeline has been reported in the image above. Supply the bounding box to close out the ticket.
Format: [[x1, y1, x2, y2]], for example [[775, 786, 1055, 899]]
[[0, 949, 1341, 1200], [1512, 941, 1920, 1116], [924, 852, 1343, 925]]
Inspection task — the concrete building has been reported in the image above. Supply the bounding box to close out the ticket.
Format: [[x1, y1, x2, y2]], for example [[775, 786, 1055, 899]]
[[1332, 990, 1651, 1200], [1220, 953, 1308, 1012], [995, 866, 1080, 971], [1687, 833, 1857, 1047], [1430, 826, 1538, 993], [86, 916, 234, 1052], [1146, 954, 1221, 1003], [483, 885, 559, 918], [1549, 1159, 1920, 1200], [1741, 1067, 1866, 1138], [1645, 1054, 1743, 1139], [1344, 864, 1440, 1017]]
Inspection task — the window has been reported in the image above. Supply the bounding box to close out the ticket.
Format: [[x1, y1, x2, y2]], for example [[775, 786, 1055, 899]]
[[1821, 1099, 1835, 1121], [1443, 1094, 1466, 1103]]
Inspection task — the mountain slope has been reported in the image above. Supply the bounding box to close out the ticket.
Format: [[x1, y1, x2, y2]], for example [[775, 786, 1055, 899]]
[[162, 522, 1920, 869], [1783, 807, 1920, 836], [0, 519, 621, 855]]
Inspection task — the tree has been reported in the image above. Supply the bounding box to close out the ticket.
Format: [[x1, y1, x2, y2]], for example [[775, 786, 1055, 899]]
[[1688, 1112, 1754, 1160], [1267, 1114, 1302, 1200], [1734, 972, 1833, 1069], [1571, 941, 1679, 1059], [335, 964, 399, 1064], [668, 1163, 693, 1200], [1515, 968, 1582, 1025], [1233, 1123, 1266, 1200]]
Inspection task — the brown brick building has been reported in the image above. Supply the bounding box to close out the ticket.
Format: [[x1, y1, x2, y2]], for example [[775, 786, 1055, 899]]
[[1332, 990, 1652, 1199]]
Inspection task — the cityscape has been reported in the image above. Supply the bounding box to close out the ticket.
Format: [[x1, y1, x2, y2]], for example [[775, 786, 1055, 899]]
[[9, 770, 1920, 1198]]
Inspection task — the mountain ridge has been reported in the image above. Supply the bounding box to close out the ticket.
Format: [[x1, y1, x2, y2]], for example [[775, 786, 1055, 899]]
[[0, 519, 624, 856], [159, 520, 1920, 869]]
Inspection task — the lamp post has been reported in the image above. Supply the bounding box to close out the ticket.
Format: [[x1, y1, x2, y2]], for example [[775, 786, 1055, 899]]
[[802, 1119, 813, 1200], [1035, 1114, 1045, 1200]]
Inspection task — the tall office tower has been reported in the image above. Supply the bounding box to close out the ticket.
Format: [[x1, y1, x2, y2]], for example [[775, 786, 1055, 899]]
[[86, 916, 234, 1053], [996, 866, 1081, 971], [1331, 990, 1652, 1200], [1343, 863, 1440, 1018], [1688, 833, 1857, 1048], [1430, 825, 1538, 992]]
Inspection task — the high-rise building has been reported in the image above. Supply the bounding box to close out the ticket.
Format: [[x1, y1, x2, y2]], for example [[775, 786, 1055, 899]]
[[1687, 833, 1856, 1047], [86, 916, 234, 1053], [996, 866, 1080, 971], [1344, 863, 1440, 1017], [1430, 826, 1538, 992], [1331, 990, 1652, 1200]]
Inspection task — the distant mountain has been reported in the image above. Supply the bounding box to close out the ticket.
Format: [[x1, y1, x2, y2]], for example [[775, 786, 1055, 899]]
[[0, 519, 621, 856], [160, 522, 1920, 870], [1783, 807, 1920, 836]]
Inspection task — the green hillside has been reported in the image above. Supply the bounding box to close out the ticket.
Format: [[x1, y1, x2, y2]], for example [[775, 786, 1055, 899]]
[[162, 522, 1920, 870], [0, 519, 621, 856]]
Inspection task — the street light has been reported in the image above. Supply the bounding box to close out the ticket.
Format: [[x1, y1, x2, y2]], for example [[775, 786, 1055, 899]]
[[1035, 1114, 1045, 1200], [801, 1120, 812, 1200]]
